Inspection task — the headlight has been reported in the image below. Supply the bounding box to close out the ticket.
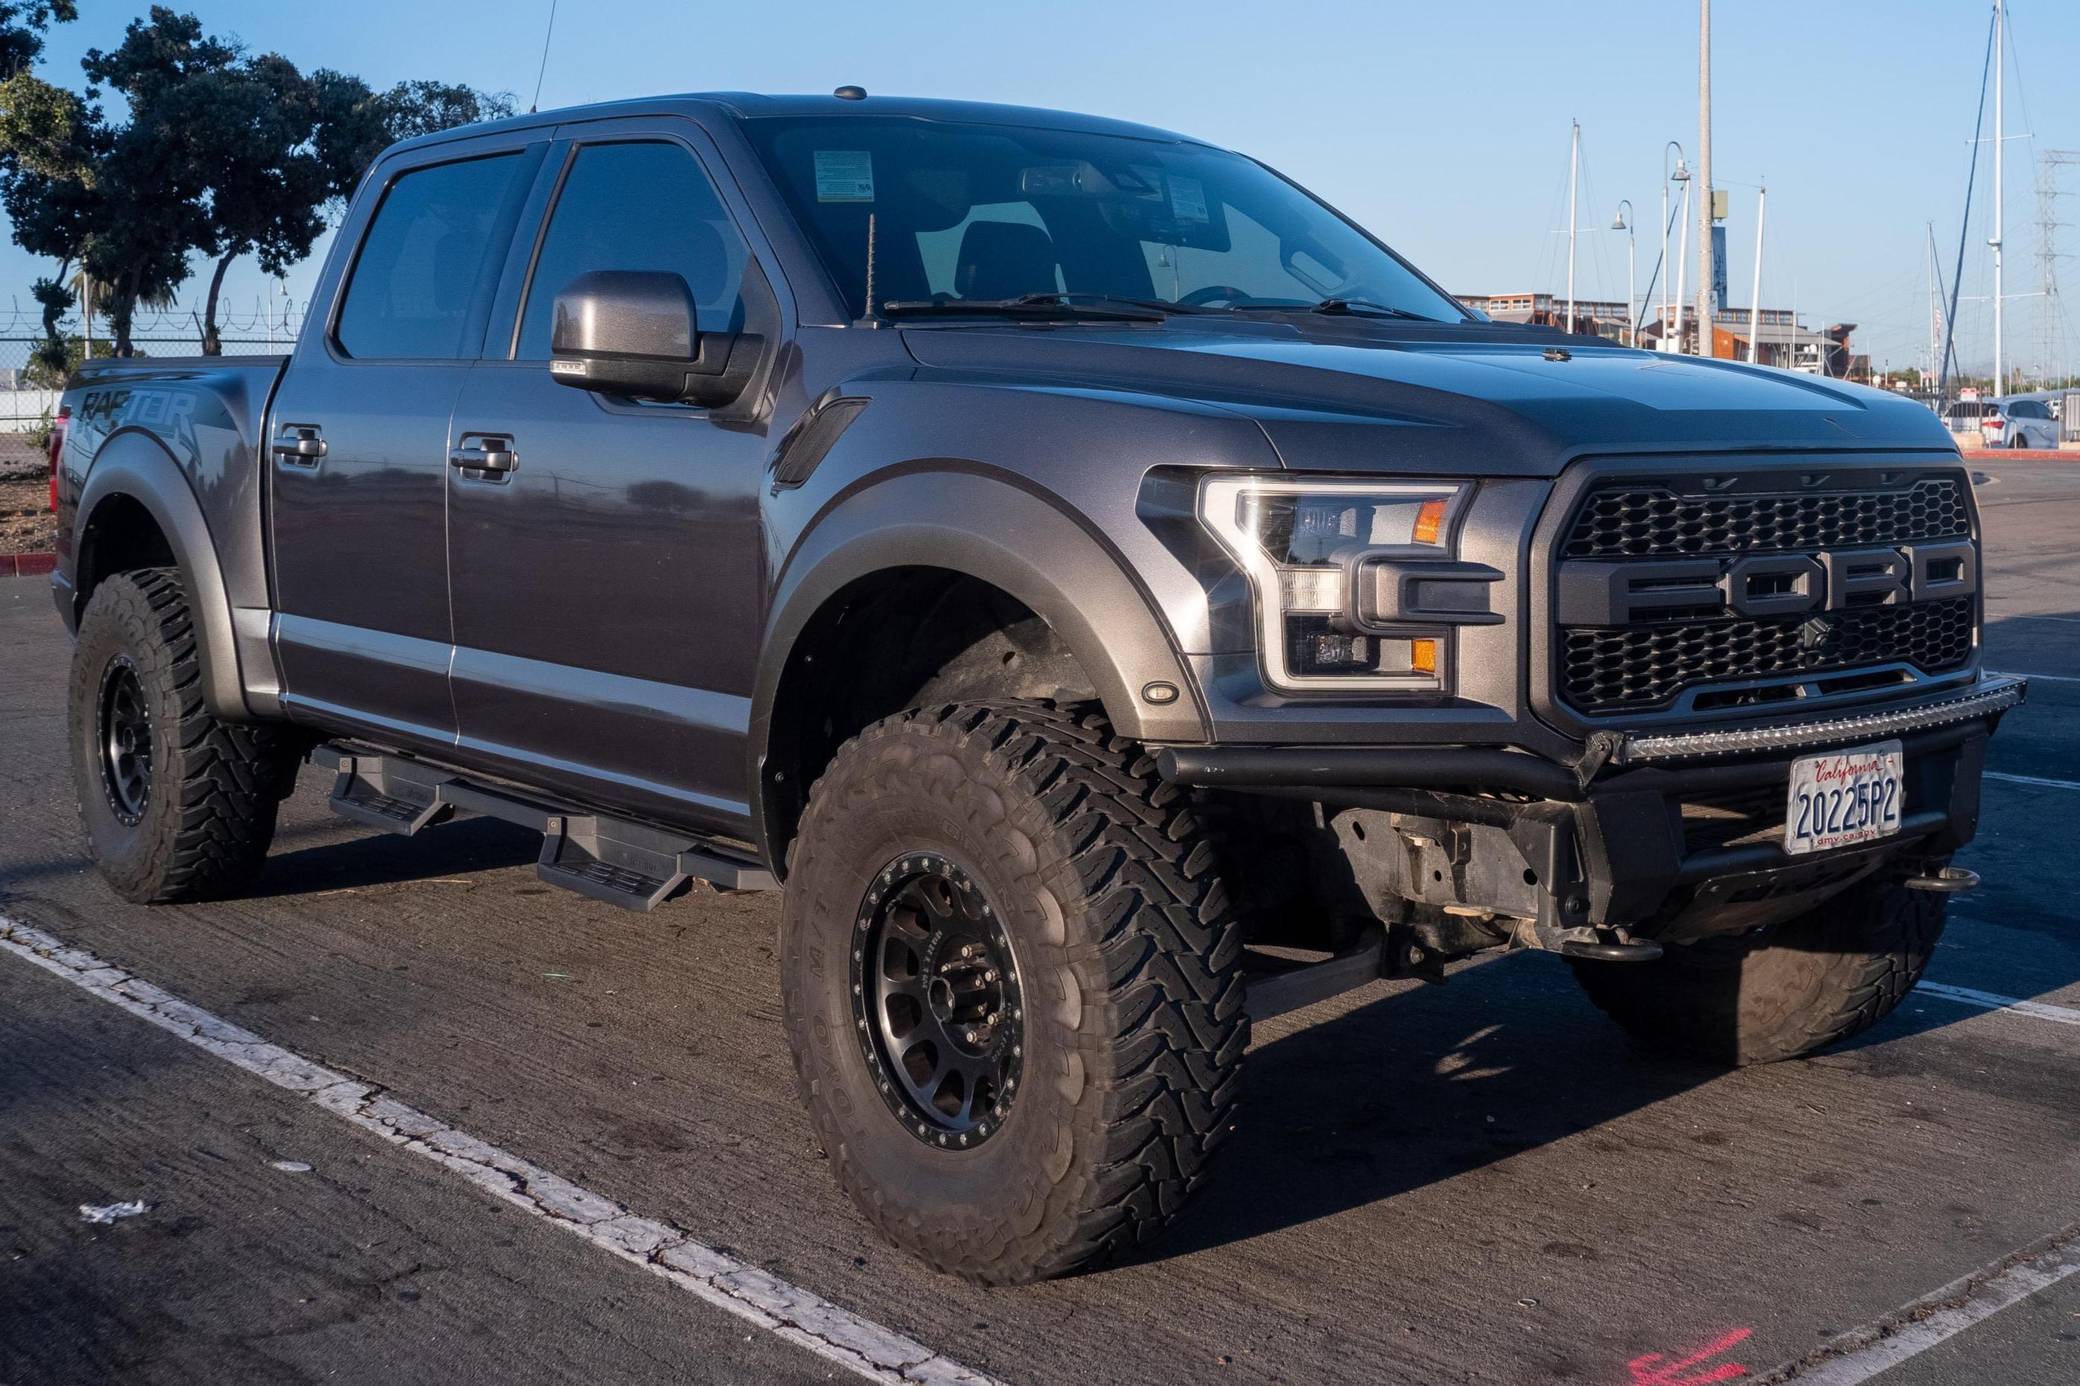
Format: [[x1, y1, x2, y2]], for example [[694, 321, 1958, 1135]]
[[1197, 476, 1477, 692]]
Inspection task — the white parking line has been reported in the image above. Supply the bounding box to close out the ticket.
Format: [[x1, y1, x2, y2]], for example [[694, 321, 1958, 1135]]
[[1758, 1227, 2080, 1384], [0, 915, 1000, 1386], [2000, 613, 2080, 626], [1914, 980, 2080, 1027], [1984, 769, 2080, 791], [1989, 668, 2080, 684]]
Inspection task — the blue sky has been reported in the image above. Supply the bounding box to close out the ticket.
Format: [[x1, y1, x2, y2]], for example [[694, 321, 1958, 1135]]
[[5, 0, 2071, 376]]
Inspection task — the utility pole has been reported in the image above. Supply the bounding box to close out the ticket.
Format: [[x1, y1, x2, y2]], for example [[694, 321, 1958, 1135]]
[[1566, 119, 1580, 335], [1695, 0, 1714, 357], [1991, 0, 2005, 394], [2038, 150, 2079, 390], [1748, 184, 1766, 365]]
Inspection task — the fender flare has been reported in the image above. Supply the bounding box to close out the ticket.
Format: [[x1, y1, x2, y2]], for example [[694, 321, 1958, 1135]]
[[749, 467, 1208, 859], [73, 429, 253, 721]]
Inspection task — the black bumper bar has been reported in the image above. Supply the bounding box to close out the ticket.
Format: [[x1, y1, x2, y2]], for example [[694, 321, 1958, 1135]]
[[1157, 683, 2023, 935]]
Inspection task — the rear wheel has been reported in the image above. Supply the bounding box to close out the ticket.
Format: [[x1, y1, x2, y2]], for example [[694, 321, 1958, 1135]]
[[1568, 875, 1944, 1065], [780, 702, 1245, 1284], [69, 568, 298, 903]]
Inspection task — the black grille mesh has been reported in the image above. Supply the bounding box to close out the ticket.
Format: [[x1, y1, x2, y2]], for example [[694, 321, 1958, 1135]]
[[1562, 598, 1975, 712], [1564, 478, 1969, 559]]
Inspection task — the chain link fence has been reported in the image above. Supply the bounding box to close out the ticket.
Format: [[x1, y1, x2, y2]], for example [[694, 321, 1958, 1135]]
[[0, 332, 289, 479]]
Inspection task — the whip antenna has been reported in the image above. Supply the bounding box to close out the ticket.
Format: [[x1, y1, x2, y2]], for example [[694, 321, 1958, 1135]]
[[529, 0, 558, 113]]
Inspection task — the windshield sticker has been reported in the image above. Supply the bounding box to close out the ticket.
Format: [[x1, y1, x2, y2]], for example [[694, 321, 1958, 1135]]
[[814, 150, 875, 202], [1167, 174, 1209, 223]]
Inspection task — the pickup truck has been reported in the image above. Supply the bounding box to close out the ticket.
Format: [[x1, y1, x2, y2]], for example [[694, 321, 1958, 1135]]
[[48, 91, 2023, 1285]]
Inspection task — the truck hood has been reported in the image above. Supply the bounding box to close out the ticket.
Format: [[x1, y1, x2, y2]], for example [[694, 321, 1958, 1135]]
[[897, 324, 1957, 476]]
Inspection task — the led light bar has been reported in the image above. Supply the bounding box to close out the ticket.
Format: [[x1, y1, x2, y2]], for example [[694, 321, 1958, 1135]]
[[1615, 678, 2027, 764]]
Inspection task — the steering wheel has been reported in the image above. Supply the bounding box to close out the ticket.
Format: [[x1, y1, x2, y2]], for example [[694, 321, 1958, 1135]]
[[1176, 284, 1251, 308]]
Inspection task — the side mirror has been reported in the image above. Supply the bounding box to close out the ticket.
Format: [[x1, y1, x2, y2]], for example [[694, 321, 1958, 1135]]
[[549, 269, 754, 407]]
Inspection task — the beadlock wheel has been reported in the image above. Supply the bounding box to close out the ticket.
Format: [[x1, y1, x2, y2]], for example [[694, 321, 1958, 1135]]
[[850, 851, 1025, 1149], [95, 653, 154, 826]]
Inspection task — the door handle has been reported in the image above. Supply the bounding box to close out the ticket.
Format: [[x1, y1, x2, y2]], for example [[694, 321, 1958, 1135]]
[[271, 425, 327, 462], [450, 435, 518, 476]]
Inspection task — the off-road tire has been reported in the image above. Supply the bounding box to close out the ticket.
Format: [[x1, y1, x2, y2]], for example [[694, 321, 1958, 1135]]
[[780, 701, 1246, 1284], [69, 568, 297, 903], [1568, 875, 1945, 1065]]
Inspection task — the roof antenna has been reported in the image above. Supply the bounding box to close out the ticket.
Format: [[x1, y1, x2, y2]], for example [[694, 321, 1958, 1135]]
[[864, 211, 877, 320], [529, 0, 558, 113]]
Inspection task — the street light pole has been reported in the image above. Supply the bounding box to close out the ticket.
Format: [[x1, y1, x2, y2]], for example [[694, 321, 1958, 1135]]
[[1612, 201, 1635, 347], [1566, 119, 1580, 335]]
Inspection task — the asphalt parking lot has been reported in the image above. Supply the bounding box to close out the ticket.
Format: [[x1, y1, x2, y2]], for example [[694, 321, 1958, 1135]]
[[4, 458, 2080, 1386]]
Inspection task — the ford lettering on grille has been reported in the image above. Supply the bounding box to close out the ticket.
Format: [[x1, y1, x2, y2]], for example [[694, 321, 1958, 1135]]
[[1552, 472, 1980, 715], [1556, 540, 1977, 626]]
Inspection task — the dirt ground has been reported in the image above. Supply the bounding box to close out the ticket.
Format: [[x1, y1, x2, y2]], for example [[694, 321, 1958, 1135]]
[[1, 477, 52, 553]]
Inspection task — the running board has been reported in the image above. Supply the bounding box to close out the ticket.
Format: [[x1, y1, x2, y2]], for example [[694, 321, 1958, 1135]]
[[313, 746, 777, 911]]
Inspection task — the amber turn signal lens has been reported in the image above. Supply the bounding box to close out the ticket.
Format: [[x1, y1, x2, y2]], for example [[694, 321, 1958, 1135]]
[[1412, 497, 1448, 546], [1409, 638, 1438, 674]]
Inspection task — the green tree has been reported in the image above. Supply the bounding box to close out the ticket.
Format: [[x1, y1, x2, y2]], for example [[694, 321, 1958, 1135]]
[[0, 5, 510, 358]]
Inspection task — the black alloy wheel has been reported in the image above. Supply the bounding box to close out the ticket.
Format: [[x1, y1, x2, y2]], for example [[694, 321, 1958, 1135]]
[[851, 851, 1024, 1149], [96, 654, 154, 825]]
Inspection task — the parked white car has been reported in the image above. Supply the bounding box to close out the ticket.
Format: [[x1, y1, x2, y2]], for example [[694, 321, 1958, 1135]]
[[1980, 396, 2061, 449]]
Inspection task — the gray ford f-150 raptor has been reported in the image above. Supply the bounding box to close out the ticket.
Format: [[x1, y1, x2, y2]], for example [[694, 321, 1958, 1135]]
[[46, 91, 2023, 1284]]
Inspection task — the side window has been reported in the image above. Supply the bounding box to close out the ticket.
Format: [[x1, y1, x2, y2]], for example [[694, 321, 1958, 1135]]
[[516, 141, 749, 359], [336, 153, 527, 360]]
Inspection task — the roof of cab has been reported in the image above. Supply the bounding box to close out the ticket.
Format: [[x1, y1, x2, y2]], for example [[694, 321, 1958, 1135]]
[[383, 91, 1211, 158]]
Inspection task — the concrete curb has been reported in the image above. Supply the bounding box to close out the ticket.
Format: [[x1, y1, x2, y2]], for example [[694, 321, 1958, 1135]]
[[1, 553, 54, 577]]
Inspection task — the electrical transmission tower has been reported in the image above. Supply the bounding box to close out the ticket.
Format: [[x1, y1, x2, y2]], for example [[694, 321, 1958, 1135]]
[[2040, 150, 2080, 388]]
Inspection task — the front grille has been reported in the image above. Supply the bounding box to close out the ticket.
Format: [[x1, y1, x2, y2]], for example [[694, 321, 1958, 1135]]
[[1564, 477, 1968, 559], [1563, 596, 1975, 712]]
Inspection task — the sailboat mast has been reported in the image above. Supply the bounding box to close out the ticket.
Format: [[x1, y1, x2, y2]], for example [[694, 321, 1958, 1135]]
[[1748, 185, 1766, 365], [1992, 0, 2005, 393], [1566, 120, 1579, 335]]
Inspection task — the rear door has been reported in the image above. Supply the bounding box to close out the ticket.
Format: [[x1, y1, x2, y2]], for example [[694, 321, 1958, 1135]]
[[269, 135, 544, 749], [443, 121, 776, 833]]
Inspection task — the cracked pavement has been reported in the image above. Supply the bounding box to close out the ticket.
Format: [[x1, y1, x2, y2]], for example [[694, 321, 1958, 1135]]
[[5, 459, 2080, 1384]]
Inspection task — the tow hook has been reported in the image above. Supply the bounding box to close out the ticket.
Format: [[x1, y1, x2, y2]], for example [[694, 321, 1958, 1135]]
[[1904, 865, 1980, 894], [1556, 927, 1665, 963]]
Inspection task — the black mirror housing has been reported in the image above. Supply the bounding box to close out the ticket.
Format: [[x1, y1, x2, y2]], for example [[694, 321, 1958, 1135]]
[[549, 270, 755, 406]]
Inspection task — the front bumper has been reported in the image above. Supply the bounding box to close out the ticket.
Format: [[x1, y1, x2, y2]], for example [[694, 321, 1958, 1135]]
[[1158, 676, 2024, 938]]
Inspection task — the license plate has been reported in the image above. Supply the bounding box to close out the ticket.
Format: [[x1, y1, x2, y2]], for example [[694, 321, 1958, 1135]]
[[1785, 741, 1904, 856]]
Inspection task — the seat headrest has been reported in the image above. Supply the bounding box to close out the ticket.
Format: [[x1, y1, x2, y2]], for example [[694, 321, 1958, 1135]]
[[955, 220, 1058, 300]]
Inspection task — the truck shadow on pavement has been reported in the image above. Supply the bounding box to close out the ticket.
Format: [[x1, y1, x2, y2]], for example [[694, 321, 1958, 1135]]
[[1141, 920, 2080, 1265]]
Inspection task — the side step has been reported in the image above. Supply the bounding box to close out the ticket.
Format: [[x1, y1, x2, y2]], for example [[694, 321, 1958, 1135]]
[[312, 746, 777, 912]]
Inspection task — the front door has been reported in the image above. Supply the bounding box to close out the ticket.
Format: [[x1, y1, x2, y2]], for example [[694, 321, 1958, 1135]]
[[445, 132, 771, 833], [270, 142, 542, 749]]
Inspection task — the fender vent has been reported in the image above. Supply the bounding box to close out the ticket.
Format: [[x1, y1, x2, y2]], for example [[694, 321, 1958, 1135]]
[[771, 397, 867, 490]]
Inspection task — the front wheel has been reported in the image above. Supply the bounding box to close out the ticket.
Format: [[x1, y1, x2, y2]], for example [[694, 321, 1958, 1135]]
[[780, 702, 1245, 1284], [69, 568, 298, 903], [1568, 875, 1944, 1065]]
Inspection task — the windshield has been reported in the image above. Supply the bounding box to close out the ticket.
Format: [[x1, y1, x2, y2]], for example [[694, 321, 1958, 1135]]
[[743, 115, 1469, 323]]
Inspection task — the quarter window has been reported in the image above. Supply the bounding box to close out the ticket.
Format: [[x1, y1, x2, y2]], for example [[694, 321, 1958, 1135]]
[[336, 154, 527, 360], [516, 141, 749, 359]]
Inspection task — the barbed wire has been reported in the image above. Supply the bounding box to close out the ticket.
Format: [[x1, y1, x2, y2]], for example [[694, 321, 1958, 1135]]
[[0, 293, 306, 338]]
